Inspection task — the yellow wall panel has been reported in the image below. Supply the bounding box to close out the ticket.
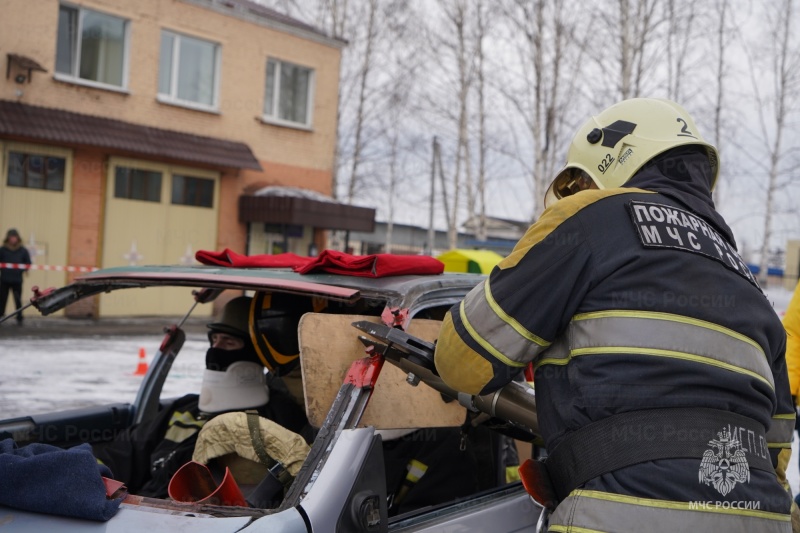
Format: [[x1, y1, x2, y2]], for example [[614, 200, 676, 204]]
[[100, 158, 218, 316], [0, 143, 72, 315]]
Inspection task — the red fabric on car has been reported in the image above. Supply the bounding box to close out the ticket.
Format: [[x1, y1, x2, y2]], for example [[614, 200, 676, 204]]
[[293, 249, 444, 277], [195, 249, 444, 277], [195, 248, 312, 268]]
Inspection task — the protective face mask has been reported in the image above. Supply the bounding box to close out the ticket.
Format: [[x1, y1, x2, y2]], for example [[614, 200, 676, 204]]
[[199, 361, 269, 414], [205, 346, 262, 371]]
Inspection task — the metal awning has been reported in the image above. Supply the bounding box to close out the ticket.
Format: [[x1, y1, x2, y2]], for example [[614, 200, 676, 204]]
[[6, 54, 47, 83], [239, 186, 375, 232], [0, 100, 261, 170]]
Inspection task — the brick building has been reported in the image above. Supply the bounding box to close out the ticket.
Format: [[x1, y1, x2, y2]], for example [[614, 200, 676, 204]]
[[0, 0, 374, 317]]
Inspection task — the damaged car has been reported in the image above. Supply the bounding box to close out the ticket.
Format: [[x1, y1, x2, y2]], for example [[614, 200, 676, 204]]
[[0, 262, 542, 532]]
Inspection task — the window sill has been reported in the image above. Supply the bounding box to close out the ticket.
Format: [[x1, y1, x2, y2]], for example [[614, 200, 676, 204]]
[[260, 116, 313, 132], [53, 73, 130, 94], [156, 95, 220, 115]]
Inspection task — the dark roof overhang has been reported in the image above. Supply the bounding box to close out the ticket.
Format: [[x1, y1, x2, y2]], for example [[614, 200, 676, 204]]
[[0, 100, 262, 171], [239, 190, 375, 232]]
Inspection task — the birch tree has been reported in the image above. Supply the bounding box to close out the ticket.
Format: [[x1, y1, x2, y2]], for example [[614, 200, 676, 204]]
[[710, 0, 729, 207], [475, 0, 488, 240], [664, 0, 697, 103], [497, 0, 585, 220], [344, 0, 377, 204], [751, 0, 800, 284], [416, 0, 477, 249]]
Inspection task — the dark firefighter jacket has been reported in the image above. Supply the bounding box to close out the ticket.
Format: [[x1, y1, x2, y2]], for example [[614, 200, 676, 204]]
[[435, 148, 795, 532]]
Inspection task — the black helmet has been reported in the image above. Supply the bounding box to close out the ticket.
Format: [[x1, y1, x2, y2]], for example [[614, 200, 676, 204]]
[[207, 296, 252, 340], [249, 292, 320, 375]]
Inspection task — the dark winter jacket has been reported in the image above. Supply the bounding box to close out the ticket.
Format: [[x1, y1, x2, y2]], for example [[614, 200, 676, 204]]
[[435, 148, 794, 531], [0, 244, 31, 284]]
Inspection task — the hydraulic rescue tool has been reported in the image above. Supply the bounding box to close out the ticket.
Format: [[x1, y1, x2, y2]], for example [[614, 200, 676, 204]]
[[351, 320, 539, 438]]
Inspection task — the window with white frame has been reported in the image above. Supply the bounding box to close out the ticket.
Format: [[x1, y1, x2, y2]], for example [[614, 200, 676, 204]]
[[263, 58, 313, 127], [55, 4, 128, 88], [159, 31, 220, 109]]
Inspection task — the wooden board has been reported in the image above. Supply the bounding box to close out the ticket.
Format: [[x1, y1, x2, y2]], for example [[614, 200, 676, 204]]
[[299, 313, 466, 429]]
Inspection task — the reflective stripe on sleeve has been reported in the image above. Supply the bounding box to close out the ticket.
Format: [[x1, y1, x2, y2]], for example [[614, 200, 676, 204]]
[[549, 490, 791, 533], [767, 414, 796, 449], [434, 311, 496, 395], [535, 311, 774, 389], [459, 280, 551, 368]]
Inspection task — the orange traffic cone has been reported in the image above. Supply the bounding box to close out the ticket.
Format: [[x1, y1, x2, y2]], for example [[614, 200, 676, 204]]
[[133, 347, 148, 376]]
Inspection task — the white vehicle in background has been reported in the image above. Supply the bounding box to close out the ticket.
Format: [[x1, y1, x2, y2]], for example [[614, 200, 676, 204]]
[[0, 264, 542, 532]]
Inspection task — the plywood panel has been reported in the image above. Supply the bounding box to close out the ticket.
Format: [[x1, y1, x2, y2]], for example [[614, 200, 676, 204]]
[[299, 313, 465, 429]]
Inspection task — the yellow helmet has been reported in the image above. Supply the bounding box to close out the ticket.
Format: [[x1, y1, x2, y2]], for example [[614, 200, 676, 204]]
[[544, 98, 719, 208]]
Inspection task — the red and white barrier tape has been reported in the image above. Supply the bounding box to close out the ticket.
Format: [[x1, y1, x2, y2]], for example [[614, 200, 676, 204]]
[[0, 263, 98, 272]]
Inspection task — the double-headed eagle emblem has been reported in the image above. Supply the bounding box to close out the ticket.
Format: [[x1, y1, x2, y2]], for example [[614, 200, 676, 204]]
[[698, 427, 750, 496]]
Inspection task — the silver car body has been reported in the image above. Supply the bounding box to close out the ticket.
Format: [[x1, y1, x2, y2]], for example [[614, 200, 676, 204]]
[[0, 265, 543, 532]]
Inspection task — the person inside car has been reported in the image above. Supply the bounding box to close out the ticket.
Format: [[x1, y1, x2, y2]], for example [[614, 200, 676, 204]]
[[93, 294, 312, 499]]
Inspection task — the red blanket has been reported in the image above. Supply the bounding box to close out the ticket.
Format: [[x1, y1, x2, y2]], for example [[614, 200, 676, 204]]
[[195, 248, 312, 268], [195, 249, 444, 277], [294, 249, 444, 277]]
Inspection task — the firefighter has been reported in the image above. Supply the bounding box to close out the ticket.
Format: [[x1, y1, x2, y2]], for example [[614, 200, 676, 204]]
[[94, 294, 312, 499], [434, 98, 795, 531]]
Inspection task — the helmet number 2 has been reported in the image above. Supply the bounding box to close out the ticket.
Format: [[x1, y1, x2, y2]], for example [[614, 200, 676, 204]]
[[598, 153, 615, 174], [676, 118, 696, 138]]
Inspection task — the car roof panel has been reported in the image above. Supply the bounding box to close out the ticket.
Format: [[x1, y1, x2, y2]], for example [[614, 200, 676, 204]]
[[33, 265, 485, 315]]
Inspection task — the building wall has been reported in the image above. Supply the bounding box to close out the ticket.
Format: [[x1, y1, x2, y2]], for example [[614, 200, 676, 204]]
[[2, 0, 341, 179], [785, 240, 800, 291], [0, 0, 343, 317]]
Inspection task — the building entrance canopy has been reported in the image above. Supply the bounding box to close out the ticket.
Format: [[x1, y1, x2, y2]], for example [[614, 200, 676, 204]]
[[239, 186, 375, 232]]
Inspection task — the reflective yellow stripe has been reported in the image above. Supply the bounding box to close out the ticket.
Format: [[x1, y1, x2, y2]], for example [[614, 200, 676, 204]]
[[536, 311, 774, 389], [168, 410, 204, 428], [574, 310, 765, 356], [484, 283, 550, 347], [505, 466, 521, 483], [406, 459, 428, 483], [164, 424, 201, 443], [767, 415, 796, 447], [549, 527, 606, 533], [459, 300, 527, 368], [458, 283, 548, 367], [550, 490, 791, 532], [570, 346, 773, 388], [572, 490, 790, 522]]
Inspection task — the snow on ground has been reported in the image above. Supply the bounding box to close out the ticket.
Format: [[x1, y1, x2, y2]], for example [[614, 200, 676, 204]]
[[1, 284, 799, 494], [0, 334, 206, 418]]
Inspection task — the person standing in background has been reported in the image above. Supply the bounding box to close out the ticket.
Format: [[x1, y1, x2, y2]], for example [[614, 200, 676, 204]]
[[0, 229, 32, 325]]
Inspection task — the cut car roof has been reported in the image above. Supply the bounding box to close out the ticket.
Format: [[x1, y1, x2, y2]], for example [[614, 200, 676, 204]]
[[32, 265, 485, 316]]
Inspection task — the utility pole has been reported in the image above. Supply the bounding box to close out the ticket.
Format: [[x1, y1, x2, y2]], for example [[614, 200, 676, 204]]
[[427, 136, 438, 255]]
